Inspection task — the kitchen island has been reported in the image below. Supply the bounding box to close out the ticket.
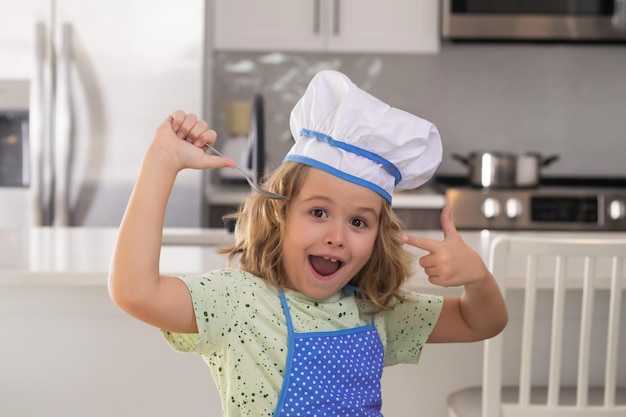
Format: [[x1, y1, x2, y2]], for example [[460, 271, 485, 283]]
[[1, 227, 624, 417]]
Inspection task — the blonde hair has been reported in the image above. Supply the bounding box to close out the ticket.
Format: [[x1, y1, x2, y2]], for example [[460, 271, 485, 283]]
[[221, 162, 414, 311]]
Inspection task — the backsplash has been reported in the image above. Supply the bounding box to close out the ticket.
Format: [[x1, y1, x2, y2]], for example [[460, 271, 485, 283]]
[[210, 43, 626, 179]]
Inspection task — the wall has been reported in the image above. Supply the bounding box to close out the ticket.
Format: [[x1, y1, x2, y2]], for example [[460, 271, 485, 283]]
[[209, 43, 626, 181]]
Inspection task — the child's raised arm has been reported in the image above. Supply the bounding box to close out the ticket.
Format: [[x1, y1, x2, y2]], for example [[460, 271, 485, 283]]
[[403, 206, 508, 343], [107, 111, 235, 333]]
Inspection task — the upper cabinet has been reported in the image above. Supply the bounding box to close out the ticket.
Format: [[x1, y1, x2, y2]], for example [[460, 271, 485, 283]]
[[212, 0, 440, 54]]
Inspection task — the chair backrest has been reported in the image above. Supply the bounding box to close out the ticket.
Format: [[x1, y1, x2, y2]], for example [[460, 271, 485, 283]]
[[482, 235, 626, 417]]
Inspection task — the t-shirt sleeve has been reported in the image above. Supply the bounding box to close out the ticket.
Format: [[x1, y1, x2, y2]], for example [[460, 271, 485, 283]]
[[161, 269, 239, 355], [381, 291, 443, 366]]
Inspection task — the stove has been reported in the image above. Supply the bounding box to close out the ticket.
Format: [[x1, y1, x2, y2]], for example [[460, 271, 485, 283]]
[[435, 176, 626, 231]]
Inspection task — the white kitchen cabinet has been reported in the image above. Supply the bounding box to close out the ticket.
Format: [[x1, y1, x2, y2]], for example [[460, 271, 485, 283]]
[[212, 0, 439, 54]]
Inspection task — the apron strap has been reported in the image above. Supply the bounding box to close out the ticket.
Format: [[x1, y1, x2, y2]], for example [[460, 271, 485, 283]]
[[278, 290, 295, 333]]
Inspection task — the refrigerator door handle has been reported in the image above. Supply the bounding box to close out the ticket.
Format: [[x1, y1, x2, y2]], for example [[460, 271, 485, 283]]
[[54, 23, 73, 226], [30, 22, 52, 226]]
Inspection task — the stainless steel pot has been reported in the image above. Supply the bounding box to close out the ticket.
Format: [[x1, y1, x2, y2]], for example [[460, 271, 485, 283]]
[[515, 152, 559, 186], [452, 152, 559, 188]]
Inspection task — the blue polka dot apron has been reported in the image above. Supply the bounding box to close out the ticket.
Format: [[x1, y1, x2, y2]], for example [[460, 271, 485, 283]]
[[273, 290, 384, 417]]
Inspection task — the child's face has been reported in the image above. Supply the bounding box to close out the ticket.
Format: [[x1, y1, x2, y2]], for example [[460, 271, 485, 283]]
[[281, 168, 382, 299]]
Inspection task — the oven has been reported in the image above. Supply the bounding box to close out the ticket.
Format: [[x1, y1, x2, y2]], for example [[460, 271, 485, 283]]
[[438, 177, 626, 231], [442, 0, 626, 41]]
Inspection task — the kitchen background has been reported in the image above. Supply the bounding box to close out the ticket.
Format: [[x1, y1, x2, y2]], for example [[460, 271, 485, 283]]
[[2, 1, 626, 228], [210, 45, 626, 180], [2, 3, 626, 417]]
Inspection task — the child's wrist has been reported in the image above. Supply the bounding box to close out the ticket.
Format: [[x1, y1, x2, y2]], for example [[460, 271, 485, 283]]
[[144, 145, 183, 173]]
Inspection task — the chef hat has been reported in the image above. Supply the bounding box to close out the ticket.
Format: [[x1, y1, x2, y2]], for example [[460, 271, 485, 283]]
[[284, 70, 442, 203]]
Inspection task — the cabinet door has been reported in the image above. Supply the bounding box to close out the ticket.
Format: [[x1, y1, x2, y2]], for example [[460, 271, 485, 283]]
[[328, 0, 439, 54], [212, 0, 439, 54], [213, 0, 323, 51]]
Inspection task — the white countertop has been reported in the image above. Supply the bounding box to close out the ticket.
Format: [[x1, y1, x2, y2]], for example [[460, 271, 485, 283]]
[[0, 228, 235, 286], [2, 227, 625, 289]]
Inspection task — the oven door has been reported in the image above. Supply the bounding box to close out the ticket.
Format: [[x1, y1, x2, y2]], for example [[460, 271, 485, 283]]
[[442, 0, 626, 41]]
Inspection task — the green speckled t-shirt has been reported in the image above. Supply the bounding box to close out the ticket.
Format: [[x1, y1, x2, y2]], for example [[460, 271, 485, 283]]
[[162, 268, 442, 416]]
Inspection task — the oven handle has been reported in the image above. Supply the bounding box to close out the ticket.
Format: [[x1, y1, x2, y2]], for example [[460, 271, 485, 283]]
[[53, 23, 73, 226], [613, 0, 626, 30]]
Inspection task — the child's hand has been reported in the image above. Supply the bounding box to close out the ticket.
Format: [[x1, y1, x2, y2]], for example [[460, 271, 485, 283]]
[[150, 110, 236, 172], [402, 206, 491, 288]]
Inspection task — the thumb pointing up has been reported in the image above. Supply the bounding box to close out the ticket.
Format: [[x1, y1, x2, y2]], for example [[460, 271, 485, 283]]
[[440, 205, 460, 241]]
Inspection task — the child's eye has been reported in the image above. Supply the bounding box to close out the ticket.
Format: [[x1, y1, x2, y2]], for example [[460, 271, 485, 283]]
[[350, 218, 367, 228], [311, 209, 326, 218]]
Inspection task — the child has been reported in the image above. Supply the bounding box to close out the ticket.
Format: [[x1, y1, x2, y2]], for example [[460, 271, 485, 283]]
[[108, 70, 507, 417]]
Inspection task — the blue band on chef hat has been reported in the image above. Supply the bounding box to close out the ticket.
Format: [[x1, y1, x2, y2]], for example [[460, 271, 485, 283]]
[[300, 128, 402, 186], [285, 154, 393, 203]]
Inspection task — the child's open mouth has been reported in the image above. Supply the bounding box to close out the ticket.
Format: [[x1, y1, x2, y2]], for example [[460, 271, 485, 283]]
[[309, 255, 343, 276]]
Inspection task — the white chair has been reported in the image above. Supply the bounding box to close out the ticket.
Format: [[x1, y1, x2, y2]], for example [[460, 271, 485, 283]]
[[448, 235, 626, 417]]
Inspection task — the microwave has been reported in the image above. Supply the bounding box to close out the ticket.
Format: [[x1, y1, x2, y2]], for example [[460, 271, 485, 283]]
[[0, 80, 30, 188], [442, 0, 626, 41]]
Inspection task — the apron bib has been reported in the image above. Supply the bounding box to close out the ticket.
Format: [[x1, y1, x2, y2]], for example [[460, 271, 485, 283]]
[[273, 290, 384, 417]]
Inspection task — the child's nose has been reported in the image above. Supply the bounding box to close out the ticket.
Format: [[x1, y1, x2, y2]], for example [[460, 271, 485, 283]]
[[324, 224, 346, 248]]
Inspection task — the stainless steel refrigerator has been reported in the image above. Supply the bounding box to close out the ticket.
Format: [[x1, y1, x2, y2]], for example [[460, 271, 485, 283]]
[[0, 0, 207, 227]]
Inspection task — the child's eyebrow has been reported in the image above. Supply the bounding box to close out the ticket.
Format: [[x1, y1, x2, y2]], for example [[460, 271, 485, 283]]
[[299, 195, 332, 204], [301, 195, 380, 217], [354, 206, 381, 219]]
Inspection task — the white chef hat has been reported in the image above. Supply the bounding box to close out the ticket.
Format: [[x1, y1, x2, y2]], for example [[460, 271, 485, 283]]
[[284, 70, 442, 203]]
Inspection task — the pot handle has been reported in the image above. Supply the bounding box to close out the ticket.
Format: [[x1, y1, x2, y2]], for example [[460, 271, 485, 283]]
[[542, 154, 559, 167], [451, 153, 469, 165]]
